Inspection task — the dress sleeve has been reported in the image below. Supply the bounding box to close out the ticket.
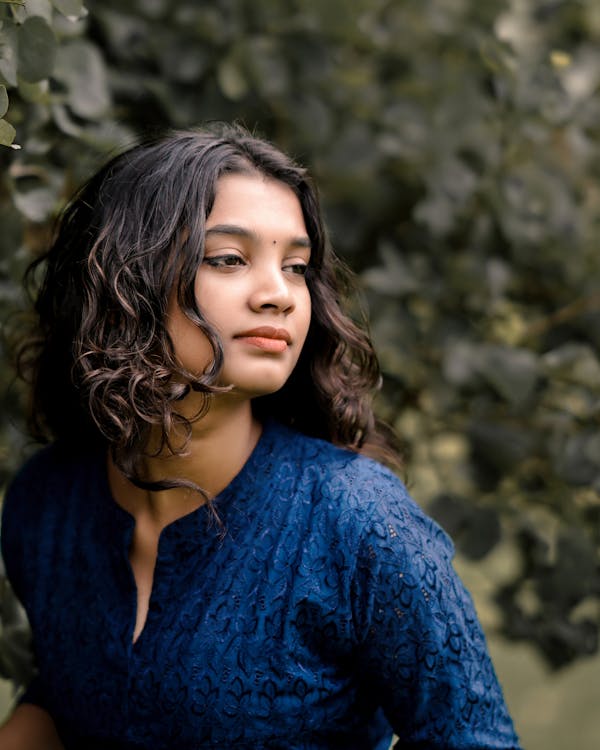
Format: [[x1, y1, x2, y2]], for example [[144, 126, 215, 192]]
[[351, 478, 522, 749], [1, 454, 51, 710], [2, 467, 30, 612]]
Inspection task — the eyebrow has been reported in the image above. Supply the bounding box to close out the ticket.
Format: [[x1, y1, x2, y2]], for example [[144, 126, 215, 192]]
[[205, 224, 312, 250]]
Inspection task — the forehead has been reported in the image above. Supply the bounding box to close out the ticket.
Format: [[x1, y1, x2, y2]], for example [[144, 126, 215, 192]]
[[207, 174, 308, 235]]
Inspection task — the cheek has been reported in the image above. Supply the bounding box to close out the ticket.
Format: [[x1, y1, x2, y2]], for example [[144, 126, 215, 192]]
[[299, 288, 312, 338], [166, 303, 214, 373], [193, 276, 231, 330]]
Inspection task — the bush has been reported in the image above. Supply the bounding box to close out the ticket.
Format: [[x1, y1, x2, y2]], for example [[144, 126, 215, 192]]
[[1, 0, 599, 681]]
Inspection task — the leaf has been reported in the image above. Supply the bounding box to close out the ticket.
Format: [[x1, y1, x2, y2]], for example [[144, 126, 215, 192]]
[[298, 0, 371, 37], [0, 84, 8, 118], [0, 20, 19, 87], [52, 0, 86, 21], [469, 421, 536, 477], [245, 36, 290, 98], [9, 0, 53, 25], [361, 242, 420, 297], [158, 38, 209, 83], [0, 117, 16, 146], [554, 432, 600, 486], [217, 56, 248, 100], [17, 15, 56, 83], [53, 40, 110, 119], [13, 186, 56, 222], [537, 528, 597, 606], [51, 102, 82, 136], [459, 507, 501, 560], [443, 339, 482, 388], [414, 158, 479, 236], [0, 574, 35, 685], [542, 343, 600, 389], [428, 493, 468, 538], [0, 203, 24, 260], [477, 344, 540, 405], [428, 494, 500, 560], [16, 76, 50, 102]]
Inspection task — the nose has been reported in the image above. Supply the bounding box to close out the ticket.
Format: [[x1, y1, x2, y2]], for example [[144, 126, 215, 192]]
[[248, 262, 295, 314]]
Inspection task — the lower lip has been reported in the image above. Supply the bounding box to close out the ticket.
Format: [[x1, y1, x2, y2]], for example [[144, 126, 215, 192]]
[[236, 336, 288, 353]]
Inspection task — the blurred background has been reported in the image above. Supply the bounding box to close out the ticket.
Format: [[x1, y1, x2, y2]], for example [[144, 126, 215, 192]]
[[1, 0, 599, 747]]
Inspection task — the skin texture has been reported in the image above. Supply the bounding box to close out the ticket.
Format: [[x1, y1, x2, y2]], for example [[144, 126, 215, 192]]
[[167, 173, 312, 398], [0, 704, 63, 749]]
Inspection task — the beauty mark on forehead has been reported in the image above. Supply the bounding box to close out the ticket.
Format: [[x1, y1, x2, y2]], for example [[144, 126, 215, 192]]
[[205, 224, 311, 250]]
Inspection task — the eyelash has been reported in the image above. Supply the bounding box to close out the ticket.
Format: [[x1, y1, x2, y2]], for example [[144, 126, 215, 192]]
[[203, 255, 308, 276], [203, 255, 245, 268], [284, 263, 308, 276]]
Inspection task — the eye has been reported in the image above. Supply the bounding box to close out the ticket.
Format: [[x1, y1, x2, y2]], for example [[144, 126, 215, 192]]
[[203, 254, 246, 268], [283, 262, 309, 276]]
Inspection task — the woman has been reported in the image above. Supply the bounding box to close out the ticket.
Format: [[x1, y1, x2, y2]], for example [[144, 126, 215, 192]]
[[0, 125, 521, 749]]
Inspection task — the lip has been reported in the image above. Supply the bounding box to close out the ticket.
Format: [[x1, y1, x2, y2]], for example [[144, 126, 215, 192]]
[[234, 326, 292, 344]]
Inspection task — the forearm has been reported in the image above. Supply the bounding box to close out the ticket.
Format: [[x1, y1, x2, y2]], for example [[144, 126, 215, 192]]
[[0, 703, 64, 750]]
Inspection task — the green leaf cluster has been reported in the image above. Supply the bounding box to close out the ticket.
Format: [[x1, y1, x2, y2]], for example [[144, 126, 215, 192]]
[[0, 0, 87, 145], [1, 0, 599, 679]]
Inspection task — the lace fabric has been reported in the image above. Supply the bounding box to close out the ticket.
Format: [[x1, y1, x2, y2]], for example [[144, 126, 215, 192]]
[[1, 421, 521, 749]]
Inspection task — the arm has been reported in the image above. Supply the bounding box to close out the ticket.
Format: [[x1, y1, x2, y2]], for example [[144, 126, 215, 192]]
[[352, 480, 522, 749], [0, 704, 63, 750]]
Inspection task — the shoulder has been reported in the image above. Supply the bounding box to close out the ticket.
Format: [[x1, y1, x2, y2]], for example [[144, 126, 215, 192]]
[[269, 421, 453, 558], [3, 443, 61, 520], [3, 440, 85, 512], [1, 440, 101, 603], [270, 419, 398, 489], [2, 440, 99, 555]]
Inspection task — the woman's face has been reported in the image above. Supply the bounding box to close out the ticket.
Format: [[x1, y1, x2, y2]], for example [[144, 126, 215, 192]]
[[167, 173, 312, 399]]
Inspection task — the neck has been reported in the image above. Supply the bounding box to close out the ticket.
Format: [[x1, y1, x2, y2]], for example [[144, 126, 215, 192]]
[[108, 394, 262, 530]]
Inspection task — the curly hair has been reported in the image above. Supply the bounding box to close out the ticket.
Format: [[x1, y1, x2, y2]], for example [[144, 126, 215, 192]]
[[17, 124, 401, 490]]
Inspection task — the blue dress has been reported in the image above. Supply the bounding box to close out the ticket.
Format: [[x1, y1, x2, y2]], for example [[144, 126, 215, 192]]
[[1, 420, 521, 749]]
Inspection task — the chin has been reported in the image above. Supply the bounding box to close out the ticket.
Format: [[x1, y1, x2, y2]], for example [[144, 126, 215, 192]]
[[219, 361, 297, 399], [228, 379, 289, 399]]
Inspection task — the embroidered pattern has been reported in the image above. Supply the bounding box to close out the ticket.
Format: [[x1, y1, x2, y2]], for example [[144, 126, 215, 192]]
[[1, 422, 521, 749]]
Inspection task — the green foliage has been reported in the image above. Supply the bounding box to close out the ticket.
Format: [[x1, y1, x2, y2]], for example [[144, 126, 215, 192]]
[[0, 557, 33, 687], [0, 0, 599, 683]]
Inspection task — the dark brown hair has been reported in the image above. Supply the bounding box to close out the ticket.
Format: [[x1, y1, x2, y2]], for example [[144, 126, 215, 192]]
[[18, 124, 401, 490]]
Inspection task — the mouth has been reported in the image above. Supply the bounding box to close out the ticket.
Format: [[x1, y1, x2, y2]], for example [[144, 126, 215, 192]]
[[234, 326, 292, 353]]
